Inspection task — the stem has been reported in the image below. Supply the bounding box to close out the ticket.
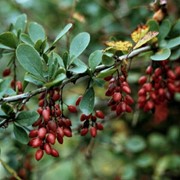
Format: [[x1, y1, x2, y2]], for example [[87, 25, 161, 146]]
[[0, 46, 151, 105]]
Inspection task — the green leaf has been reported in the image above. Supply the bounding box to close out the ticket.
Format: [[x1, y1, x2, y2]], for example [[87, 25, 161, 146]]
[[14, 14, 27, 33], [16, 110, 39, 126], [69, 32, 90, 61], [136, 154, 154, 168], [0, 32, 18, 48], [92, 77, 105, 87], [158, 19, 171, 41], [102, 53, 114, 66], [97, 67, 116, 78], [151, 48, 171, 61], [24, 73, 44, 86], [28, 22, 46, 43], [69, 59, 88, 73], [125, 136, 146, 153], [79, 87, 95, 115], [16, 44, 45, 80], [147, 19, 159, 31], [45, 73, 66, 88], [166, 37, 180, 49], [53, 23, 72, 45], [88, 50, 103, 72], [20, 33, 34, 46], [1, 103, 14, 116], [13, 124, 28, 144]]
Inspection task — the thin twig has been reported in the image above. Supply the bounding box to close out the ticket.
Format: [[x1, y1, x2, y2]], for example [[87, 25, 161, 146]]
[[0, 46, 151, 105]]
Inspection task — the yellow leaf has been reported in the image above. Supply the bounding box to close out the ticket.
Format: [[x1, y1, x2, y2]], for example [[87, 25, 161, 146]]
[[105, 41, 133, 51], [133, 31, 159, 49], [131, 25, 149, 43], [73, 12, 85, 23]]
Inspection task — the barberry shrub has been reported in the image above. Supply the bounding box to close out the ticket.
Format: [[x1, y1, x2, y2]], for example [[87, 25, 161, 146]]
[[0, 1, 180, 179]]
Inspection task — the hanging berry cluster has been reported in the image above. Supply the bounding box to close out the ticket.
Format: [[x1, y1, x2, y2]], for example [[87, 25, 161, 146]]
[[28, 88, 74, 161], [105, 71, 134, 116], [138, 60, 180, 112]]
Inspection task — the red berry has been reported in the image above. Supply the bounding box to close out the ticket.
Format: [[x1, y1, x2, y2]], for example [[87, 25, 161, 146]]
[[16, 81, 23, 92], [80, 128, 89, 136], [143, 83, 152, 92], [29, 129, 38, 138], [3, 68, 11, 77], [47, 121, 57, 132], [90, 127, 97, 137], [126, 105, 133, 113], [57, 127, 64, 137], [51, 148, 59, 157], [146, 66, 153, 74], [35, 149, 44, 161], [52, 92, 60, 101], [144, 101, 154, 111], [75, 96, 82, 106], [57, 135, 64, 144], [113, 92, 122, 102], [68, 105, 77, 113], [124, 95, 134, 105], [104, 76, 113, 81], [154, 68, 162, 77], [122, 85, 131, 94], [121, 102, 126, 112], [46, 133, 56, 145], [80, 114, 88, 121], [95, 110, 105, 119], [138, 76, 147, 85], [30, 138, 42, 148], [63, 128, 72, 137], [44, 143, 52, 155], [91, 115, 97, 122], [96, 123, 104, 130], [38, 99, 44, 107], [38, 127, 47, 139], [138, 88, 146, 96], [167, 70, 176, 80], [64, 118, 72, 127], [37, 107, 43, 115], [42, 108, 50, 122], [167, 83, 176, 93], [32, 118, 42, 127]]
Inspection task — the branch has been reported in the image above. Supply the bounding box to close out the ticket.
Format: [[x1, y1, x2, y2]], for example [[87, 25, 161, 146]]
[[0, 46, 151, 105]]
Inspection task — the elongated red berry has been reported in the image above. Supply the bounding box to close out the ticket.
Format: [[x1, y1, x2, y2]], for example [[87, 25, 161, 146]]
[[44, 143, 52, 155], [143, 83, 152, 92], [80, 114, 88, 121], [42, 108, 50, 122], [63, 128, 72, 137], [51, 148, 59, 157], [35, 149, 44, 161], [38, 127, 47, 139], [90, 127, 97, 137], [75, 96, 83, 106], [113, 92, 122, 102], [68, 105, 77, 113], [57, 127, 64, 137], [29, 129, 38, 138], [3, 68, 11, 77], [46, 133, 56, 145], [124, 95, 134, 105], [122, 85, 131, 94], [138, 76, 147, 85], [16, 81, 23, 92], [30, 138, 42, 148], [57, 135, 63, 144], [38, 99, 44, 107], [96, 123, 104, 130], [47, 121, 57, 132], [146, 66, 153, 74], [95, 110, 105, 119], [80, 128, 89, 136], [167, 70, 176, 80], [32, 118, 42, 127]]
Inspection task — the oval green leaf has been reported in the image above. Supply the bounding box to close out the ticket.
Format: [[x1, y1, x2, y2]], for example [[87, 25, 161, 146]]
[[166, 37, 180, 49], [13, 124, 28, 144], [0, 32, 18, 48], [53, 23, 72, 45], [88, 50, 103, 72], [14, 14, 27, 33], [69, 32, 90, 60], [15, 110, 40, 126], [28, 22, 46, 43], [151, 48, 171, 61], [158, 19, 171, 41], [79, 87, 95, 115], [16, 44, 45, 80]]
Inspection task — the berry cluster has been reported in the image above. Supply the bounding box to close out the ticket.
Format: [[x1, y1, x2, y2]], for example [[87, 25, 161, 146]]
[[138, 60, 180, 112], [105, 74, 134, 116], [79, 110, 104, 137], [28, 88, 73, 161]]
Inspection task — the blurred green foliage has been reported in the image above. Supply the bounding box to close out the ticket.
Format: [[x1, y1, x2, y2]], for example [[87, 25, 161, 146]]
[[0, 0, 180, 180]]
